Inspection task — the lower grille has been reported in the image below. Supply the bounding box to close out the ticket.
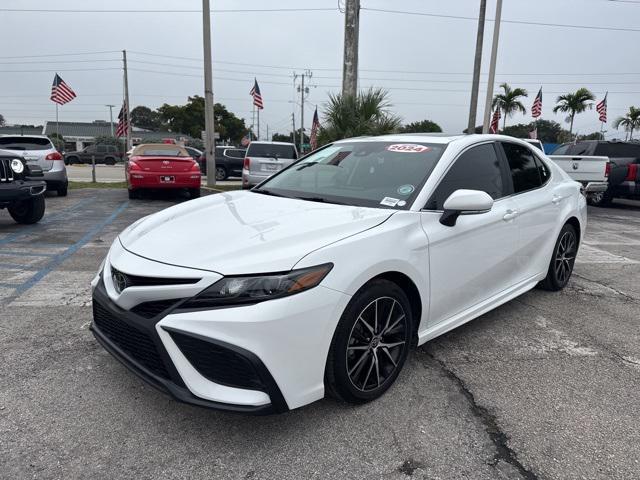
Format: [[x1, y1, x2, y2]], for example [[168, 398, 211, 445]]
[[169, 330, 265, 391], [93, 301, 170, 379], [130, 299, 184, 319]]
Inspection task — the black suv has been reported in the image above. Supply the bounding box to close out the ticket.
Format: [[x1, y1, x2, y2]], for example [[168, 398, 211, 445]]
[[562, 140, 640, 206], [0, 153, 47, 224], [198, 146, 246, 180], [65, 144, 122, 165]]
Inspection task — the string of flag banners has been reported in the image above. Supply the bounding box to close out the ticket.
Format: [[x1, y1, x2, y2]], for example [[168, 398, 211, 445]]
[[47, 73, 610, 147]]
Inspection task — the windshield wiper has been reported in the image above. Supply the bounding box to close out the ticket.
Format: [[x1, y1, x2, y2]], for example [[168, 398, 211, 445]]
[[251, 188, 291, 198], [294, 196, 346, 205]]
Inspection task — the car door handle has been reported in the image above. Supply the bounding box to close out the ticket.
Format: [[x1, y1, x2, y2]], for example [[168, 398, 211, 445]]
[[552, 195, 563, 205], [503, 209, 518, 221]]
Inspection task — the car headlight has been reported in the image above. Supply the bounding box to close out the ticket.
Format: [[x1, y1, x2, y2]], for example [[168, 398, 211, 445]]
[[10, 159, 24, 174], [181, 263, 333, 309]]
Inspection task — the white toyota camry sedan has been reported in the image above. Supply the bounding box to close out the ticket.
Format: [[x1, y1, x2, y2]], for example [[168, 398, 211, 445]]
[[91, 134, 586, 414]]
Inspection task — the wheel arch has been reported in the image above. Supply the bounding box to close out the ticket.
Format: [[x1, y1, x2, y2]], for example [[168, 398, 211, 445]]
[[565, 216, 581, 244]]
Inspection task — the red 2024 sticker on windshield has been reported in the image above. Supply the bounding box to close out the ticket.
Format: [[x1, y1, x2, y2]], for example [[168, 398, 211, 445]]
[[386, 144, 431, 153]]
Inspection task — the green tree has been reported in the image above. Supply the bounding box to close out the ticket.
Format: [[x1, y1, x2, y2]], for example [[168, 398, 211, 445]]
[[553, 88, 595, 137], [502, 119, 566, 143], [47, 133, 64, 152], [272, 132, 296, 142], [613, 106, 640, 140], [130, 106, 163, 131], [0, 113, 5, 127], [492, 83, 528, 130], [400, 119, 442, 133], [317, 88, 402, 145]]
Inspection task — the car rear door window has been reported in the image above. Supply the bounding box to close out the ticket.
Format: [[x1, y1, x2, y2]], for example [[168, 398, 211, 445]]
[[247, 144, 296, 159], [426, 143, 504, 210], [0, 137, 52, 151], [501, 142, 543, 193], [225, 149, 246, 158]]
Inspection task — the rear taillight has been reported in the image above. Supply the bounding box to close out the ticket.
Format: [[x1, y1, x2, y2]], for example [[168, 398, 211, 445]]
[[190, 161, 201, 172], [243, 157, 250, 170], [605, 162, 611, 177], [46, 151, 63, 161], [128, 161, 141, 171], [625, 163, 638, 181]]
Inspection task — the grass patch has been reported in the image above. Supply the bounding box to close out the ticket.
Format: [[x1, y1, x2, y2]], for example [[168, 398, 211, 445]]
[[204, 183, 243, 192], [69, 181, 127, 189]]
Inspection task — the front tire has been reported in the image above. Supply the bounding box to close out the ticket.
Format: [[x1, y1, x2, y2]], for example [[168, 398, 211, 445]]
[[189, 188, 201, 199], [57, 183, 68, 197], [325, 279, 412, 404], [215, 166, 228, 181], [8, 195, 46, 224], [540, 223, 578, 291]]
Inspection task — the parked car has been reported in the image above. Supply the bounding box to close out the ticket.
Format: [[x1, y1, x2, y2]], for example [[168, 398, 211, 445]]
[[0, 135, 68, 196], [551, 143, 571, 155], [65, 144, 122, 165], [196, 146, 247, 180], [125, 143, 201, 199], [242, 141, 298, 188], [548, 152, 609, 201], [90, 134, 585, 413], [554, 140, 640, 206], [184, 146, 203, 163], [0, 150, 47, 224]]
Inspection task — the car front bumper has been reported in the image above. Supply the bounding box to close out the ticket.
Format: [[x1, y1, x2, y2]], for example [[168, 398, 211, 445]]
[[0, 180, 46, 205], [90, 242, 351, 413]]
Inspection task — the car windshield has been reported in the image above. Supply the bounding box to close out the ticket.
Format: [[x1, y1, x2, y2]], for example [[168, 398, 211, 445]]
[[255, 141, 446, 209], [0, 137, 52, 151]]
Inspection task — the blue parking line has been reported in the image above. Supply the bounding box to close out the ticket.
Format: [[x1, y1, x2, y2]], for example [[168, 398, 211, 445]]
[[12, 201, 129, 297], [0, 251, 56, 257], [0, 198, 92, 246]]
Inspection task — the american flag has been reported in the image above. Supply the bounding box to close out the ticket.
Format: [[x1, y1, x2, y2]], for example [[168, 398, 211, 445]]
[[531, 87, 542, 119], [596, 92, 608, 123], [240, 132, 251, 147], [528, 128, 538, 140], [115, 102, 129, 137], [310, 107, 320, 150], [489, 108, 501, 134], [50, 74, 76, 105], [250, 78, 264, 110]]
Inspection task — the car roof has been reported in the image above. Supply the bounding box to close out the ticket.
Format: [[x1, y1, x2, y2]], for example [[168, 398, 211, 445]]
[[0, 134, 51, 139], [249, 141, 295, 146], [333, 133, 536, 146]]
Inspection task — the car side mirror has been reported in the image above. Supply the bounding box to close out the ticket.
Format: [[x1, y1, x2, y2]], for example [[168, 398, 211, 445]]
[[439, 189, 494, 227]]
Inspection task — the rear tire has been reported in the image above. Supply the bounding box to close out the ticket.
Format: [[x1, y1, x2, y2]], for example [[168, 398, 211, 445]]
[[189, 188, 201, 199], [104, 157, 116, 166], [57, 183, 68, 197], [8, 195, 45, 224], [215, 166, 228, 181], [539, 223, 578, 291], [325, 279, 413, 404], [66, 156, 78, 165]]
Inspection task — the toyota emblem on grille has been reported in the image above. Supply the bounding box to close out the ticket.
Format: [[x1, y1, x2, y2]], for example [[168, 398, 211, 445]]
[[112, 269, 129, 294]]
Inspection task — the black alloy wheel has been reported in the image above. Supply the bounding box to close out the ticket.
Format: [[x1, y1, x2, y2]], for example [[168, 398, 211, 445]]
[[325, 279, 412, 403], [540, 223, 578, 291], [215, 166, 227, 181]]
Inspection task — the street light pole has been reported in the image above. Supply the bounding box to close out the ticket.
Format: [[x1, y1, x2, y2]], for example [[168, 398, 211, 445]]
[[482, 0, 503, 134], [106, 104, 115, 137], [202, 0, 216, 187], [467, 0, 486, 134]]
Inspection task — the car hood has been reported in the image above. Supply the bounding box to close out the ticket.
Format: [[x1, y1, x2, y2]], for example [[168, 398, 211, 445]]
[[119, 190, 394, 274]]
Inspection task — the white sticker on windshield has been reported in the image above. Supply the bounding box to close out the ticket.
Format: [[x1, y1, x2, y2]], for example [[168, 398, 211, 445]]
[[380, 197, 400, 207], [386, 144, 431, 153]]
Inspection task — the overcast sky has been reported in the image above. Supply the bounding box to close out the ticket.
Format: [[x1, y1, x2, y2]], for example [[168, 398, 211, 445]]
[[1, 0, 639, 139]]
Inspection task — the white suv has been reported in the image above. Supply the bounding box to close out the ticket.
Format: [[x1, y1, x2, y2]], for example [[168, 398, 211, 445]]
[[242, 141, 298, 189]]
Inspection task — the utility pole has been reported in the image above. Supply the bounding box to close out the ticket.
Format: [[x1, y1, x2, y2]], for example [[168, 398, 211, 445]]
[[342, 0, 360, 97], [482, 0, 503, 134], [467, 0, 486, 134], [106, 104, 115, 137], [291, 113, 296, 146], [300, 73, 305, 153], [266, 124, 269, 142], [122, 50, 132, 150], [202, 0, 216, 187]]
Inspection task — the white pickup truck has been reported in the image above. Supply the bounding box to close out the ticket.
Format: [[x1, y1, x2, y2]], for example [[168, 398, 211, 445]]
[[547, 154, 609, 194]]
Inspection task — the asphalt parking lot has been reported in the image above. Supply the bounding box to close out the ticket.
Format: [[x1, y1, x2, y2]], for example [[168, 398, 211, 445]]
[[1, 189, 639, 480]]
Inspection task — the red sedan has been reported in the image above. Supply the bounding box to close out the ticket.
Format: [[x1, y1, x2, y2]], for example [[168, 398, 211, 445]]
[[126, 144, 201, 199]]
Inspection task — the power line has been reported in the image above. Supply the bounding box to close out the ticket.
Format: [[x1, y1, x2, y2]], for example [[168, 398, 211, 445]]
[[361, 7, 640, 33], [1, 67, 120, 73], [0, 58, 120, 65], [0, 7, 336, 13], [0, 50, 119, 59]]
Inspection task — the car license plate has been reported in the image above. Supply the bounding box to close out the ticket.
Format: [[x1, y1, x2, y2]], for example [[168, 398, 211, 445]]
[[263, 164, 279, 172], [160, 175, 175, 183]]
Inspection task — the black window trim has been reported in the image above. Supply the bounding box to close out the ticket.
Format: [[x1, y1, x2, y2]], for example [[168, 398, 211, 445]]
[[497, 141, 552, 197], [420, 140, 512, 212]]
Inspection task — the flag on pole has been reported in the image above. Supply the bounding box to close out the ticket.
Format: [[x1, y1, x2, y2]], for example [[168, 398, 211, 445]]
[[115, 102, 129, 137], [240, 132, 251, 146], [489, 108, 501, 134], [596, 92, 608, 123], [50, 74, 76, 105], [250, 78, 264, 110], [310, 107, 320, 150], [528, 128, 538, 139], [531, 87, 542, 119]]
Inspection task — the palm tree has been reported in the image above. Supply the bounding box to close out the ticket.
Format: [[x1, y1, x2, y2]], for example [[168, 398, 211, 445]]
[[492, 83, 528, 130], [613, 106, 640, 140], [553, 88, 595, 137], [317, 88, 402, 145]]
